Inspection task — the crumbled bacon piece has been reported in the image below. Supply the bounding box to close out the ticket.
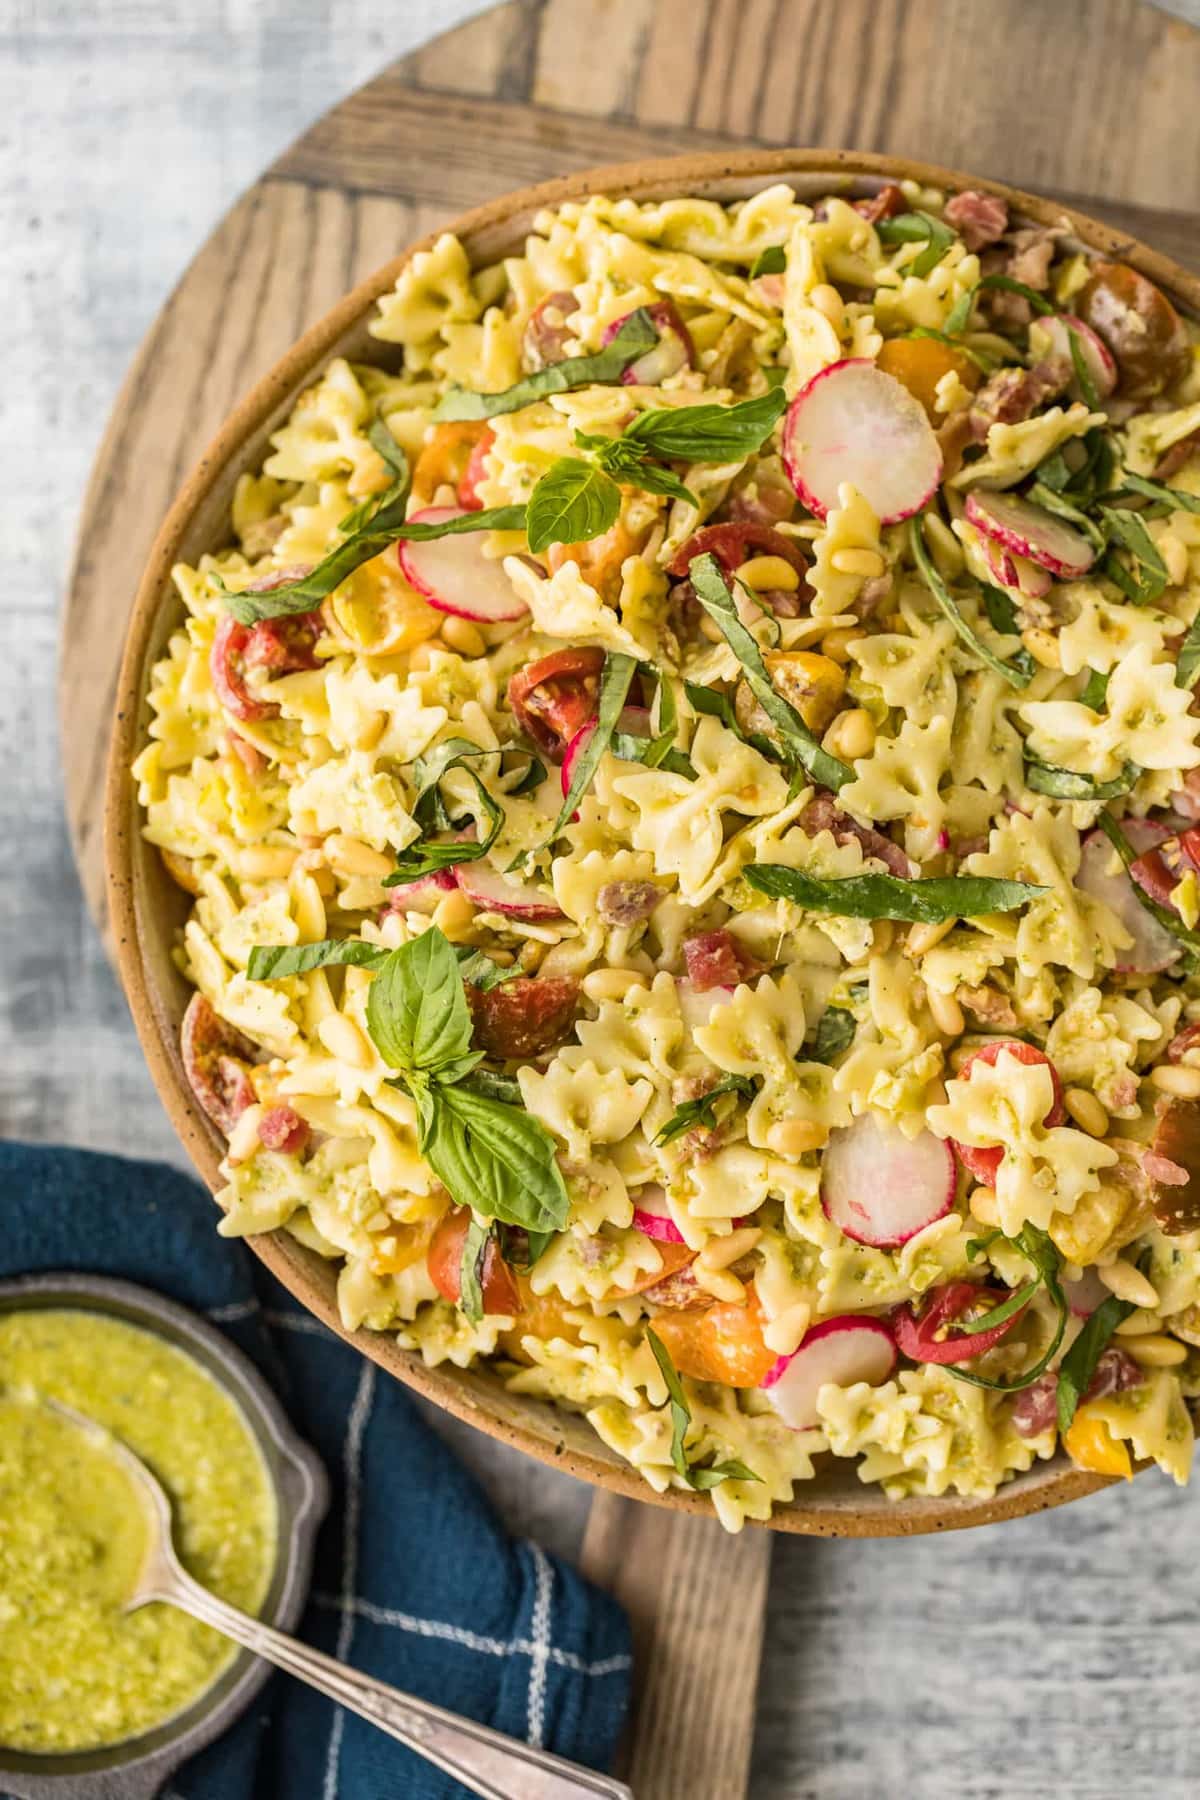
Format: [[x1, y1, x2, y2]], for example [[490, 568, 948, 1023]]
[[683, 930, 761, 992], [227, 733, 268, 778], [957, 984, 1019, 1030], [1167, 1021, 1200, 1064], [800, 791, 914, 877], [258, 1104, 310, 1155], [943, 190, 1009, 251], [640, 1264, 706, 1310], [1155, 429, 1200, 481], [853, 184, 907, 224], [597, 880, 661, 927], [1012, 1347, 1143, 1439], [968, 359, 1070, 440], [468, 976, 579, 1059]]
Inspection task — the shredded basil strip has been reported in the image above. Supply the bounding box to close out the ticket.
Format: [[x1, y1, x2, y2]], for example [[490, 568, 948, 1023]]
[[910, 516, 1032, 689], [526, 457, 621, 554], [945, 1226, 1070, 1394], [455, 948, 520, 992], [806, 1006, 858, 1064], [645, 1328, 760, 1491], [951, 1280, 1040, 1337], [944, 272, 1057, 336], [876, 210, 956, 279], [1065, 326, 1101, 411], [689, 554, 853, 790], [542, 652, 637, 843], [433, 308, 659, 422], [1098, 505, 1170, 605], [1079, 668, 1110, 711], [745, 864, 1044, 922], [1176, 616, 1200, 691], [654, 1074, 756, 1146], [1024, 760, 1138, 802], [1055, 1293, 1138, 1433], [458, 1216, 491, 1324], [1095, 811, 1200, 968], [247, 939, 389, 980], [384, 737, 504, 882], [750, 245, 787, 279], [683, 680, 775, 762], [1115, 471, 1200, 516]]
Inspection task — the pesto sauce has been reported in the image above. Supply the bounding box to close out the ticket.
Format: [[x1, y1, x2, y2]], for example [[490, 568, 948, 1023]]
[[0, 1308, 278, 1754]]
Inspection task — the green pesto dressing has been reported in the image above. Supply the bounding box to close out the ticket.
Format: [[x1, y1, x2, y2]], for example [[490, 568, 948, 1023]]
[[0, 1308, 277, 1754]]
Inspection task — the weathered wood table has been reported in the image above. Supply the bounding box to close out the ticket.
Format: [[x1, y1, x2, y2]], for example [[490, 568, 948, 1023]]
[[42, 1, 1200, 1794]]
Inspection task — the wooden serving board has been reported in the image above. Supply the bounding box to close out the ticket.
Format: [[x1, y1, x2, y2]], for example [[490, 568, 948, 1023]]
[[63, 2, 1200, 1794]]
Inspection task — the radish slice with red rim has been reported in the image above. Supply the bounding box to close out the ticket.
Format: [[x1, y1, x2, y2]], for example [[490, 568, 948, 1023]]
[[965, 490, 1096, 578], [560, 706, 652, 800], [1075, 822, 1181, 975], [820, 1112, 956, 1249], [761, 1315, 897, 1430], [384, 868, 459, 913], [1029, 315, 1118, 401], [602, 300, 694, 386], [454, 861, 564, 920], [631, 1184, 685, 1244], [781, 359, 942, 524], [985, 537, 1052, 599], [397, 508, 529, 623]]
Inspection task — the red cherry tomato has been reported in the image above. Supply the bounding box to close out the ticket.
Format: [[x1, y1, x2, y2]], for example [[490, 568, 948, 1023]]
[[458, 426, 495, 510], [666, 520, 809, 581], [893, 1280, 1031, 1365], [180, 993, 257, 1134], [467, 976, 579, 1059], [507, 647, 606, 760], [949, 1041, 1065, 1186], [427, 1208, 520, 1315]]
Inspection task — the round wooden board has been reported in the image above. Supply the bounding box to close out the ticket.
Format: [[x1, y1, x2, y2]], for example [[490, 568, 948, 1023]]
[[64, 5, 1200, 1796]]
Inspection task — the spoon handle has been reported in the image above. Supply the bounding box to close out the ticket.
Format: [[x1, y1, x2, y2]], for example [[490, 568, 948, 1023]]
[[156, 1571, 633, 1800]]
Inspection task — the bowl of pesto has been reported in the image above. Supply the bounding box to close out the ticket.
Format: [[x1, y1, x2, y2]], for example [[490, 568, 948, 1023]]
[[0, 1274, 327, 1798]]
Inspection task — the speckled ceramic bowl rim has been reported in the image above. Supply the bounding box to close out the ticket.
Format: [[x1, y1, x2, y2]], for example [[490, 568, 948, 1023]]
[[0, 1272, 329, 1800], [104, 147, 1200, 1539]]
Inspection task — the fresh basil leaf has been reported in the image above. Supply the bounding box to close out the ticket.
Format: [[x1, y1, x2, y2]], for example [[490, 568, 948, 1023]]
[[420, 1079, 569, 1233], [368, 413, 408, 478], [654, 1074, 756, 1146], [496, 1222, 555, 1271], [385, 737, 504, 882], [1032, 429, 1117, 508], [247, 939, 388, 980], [876, 210, 956, 279], [952, 1279, 1040, 1337], [1055, 1292, 1137, 1433], [1110, 471, 1200, 516], [750, 245, 787, 279], [1095, 811, 1200, 969], [910, 516, 1032, 689], [1098, 506, 1169, 604], [455, 948, 520, 992], [458, 1216, 491, 1325], [744, 865, 1045, 921], [687, 1459, 761, 1491], [526, 457, 621, 554], [366, 928, 473, 1076], [467, 1068, 524, 1104], [542, 652, 637, 842], [433, 308, 658, 422], [1176, 616, 1200, 692], [622, 386, 788, 465], [645, 1327, 759, 1489], [689, 553, 853, 789], [1024, 759, 1138, 801], [966, 1230, 1003, 1262], [906, 325, 998, 375], [625, 459, 700, 509], [978, 583, 1020, 637], [1079, 668, 1110, 711], [1065, 327, 1101, 411], [807, 1007, 857, 1064]]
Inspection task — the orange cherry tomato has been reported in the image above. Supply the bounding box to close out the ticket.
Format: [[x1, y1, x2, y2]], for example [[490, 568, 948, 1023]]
[[650, 1290, 776, 1388], [426, 1207, 521, 1315], [498, 1287, 582, 1362], [546, 518, 640, 604], [412, 422, 492, 507], [876, 336, 981, 422], [371, 1215, 438, 1277], [612, 1240, 696, 1298], [1064, 1410, 1133, 1479]]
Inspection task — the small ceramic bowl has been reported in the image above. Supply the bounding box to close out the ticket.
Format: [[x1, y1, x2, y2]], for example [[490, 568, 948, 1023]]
[[104, 148, 1200, 1538], [0, 1273, 328, 1800]]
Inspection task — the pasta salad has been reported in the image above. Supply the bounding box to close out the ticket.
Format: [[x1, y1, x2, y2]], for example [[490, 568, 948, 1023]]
[[134, 176, 1200, 1529]]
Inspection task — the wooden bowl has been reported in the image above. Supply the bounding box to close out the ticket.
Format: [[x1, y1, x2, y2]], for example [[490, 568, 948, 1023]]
[[105, 148, 1200, 1536]]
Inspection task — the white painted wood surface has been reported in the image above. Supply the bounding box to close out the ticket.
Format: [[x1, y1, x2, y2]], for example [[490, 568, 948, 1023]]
[[5, 3, 1200, 1794]]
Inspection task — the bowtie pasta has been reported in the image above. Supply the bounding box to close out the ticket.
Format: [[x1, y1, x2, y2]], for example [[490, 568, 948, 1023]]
[[135, 176, 1200, 1529]]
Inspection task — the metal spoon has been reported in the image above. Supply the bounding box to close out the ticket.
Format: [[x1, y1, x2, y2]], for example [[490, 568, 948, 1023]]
[[42, 1400, 633, 1800]]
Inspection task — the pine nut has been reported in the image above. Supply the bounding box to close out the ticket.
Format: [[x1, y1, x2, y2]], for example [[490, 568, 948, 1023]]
[[735, 555, 801, 593], [1127, 1334, 1189, 1368], [440, 616, 487, 658], [581, 968, 642, 1003], [970, 1186, 999, 1226], [927, 987, 964, 1037], [823, 707, 876, 761], [1021, 627, 1061, 670], [764, 1118, 828, 1156], [1150, 1063, 1200, 1098], [871, 919, 895, 956], [325, 833, 394, 878], [518, 938, 547, 972], [906, 918, 956, 958], [692, 1263, 746, 1303], [432, 890, 476, 939], [820, 627, 866, 663], [698, 1226, 762, 1272], [318, 1014, 372, 1068], [698, 612, 725, 643], [408, 641, 439, 670], [763, 1301, 811, 1357], [1064, 1087, 1109, 1138], [808, 283, 846, 327], [1098, 1258, 1160, 1310], [1115, 1313, 1162, 1336], [236, 845, 299, 881], [830, 548, 886, 580]]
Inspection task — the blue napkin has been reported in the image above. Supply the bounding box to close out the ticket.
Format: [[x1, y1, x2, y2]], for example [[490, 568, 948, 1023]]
[[0, 1142, 632, 1798]]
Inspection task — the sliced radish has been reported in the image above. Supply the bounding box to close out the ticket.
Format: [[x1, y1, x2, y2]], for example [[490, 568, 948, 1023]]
[[631, 1184, 685, 1243], [965, 490, 1095, 578], [820, 1112, 956, 1249], [384, 868, 458, 913], [455, 861, 564, 920], [1029, 315, 1118, 402], [560, 706, 652, 800], [985, 537, 1052, 600], [949, 1042, 1064, 1187], [675, 977, 736, 1035], [781, 359, 942, 524], [397, 509, 528, 623], [1076, 821, 1181, 975], [602, 300, 694, 387], [761, 1315, 897, 1430]]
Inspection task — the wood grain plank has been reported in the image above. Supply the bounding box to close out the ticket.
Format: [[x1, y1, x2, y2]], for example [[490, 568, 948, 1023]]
[[532, 0, 656, 116], [580, 1492, 771, 1798]]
